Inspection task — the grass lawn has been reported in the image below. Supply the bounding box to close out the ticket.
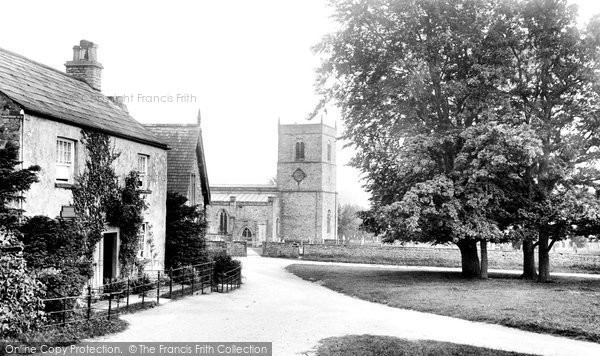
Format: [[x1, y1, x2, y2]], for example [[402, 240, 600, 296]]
[[311, 335, 533, 356], [287, 264, 600, 343]]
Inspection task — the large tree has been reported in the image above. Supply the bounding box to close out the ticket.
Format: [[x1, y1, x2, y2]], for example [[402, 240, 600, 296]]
[[315, 0, 600, 280]]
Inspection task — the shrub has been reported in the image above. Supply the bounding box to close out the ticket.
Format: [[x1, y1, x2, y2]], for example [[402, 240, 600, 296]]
[[165, 192, 208, 269], [211, 251, 241, 284], [20, 216, 92, 298], [0, 231, 45, 336]]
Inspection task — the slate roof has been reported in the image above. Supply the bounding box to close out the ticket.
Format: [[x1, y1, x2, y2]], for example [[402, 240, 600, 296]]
[[0, 46, 166, 149], [145, 124, 210, 205]]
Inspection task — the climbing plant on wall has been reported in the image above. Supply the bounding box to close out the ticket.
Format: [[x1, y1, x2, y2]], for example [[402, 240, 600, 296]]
[[107, 171, 147, 277], [72, 130, 120, 264]]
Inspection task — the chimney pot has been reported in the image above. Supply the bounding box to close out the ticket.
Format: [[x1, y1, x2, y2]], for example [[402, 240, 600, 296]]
[[65, 40, 103, 91]]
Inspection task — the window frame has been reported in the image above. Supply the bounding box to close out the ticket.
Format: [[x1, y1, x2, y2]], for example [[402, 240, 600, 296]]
[[295, 141, 305, 161], [56, 138, 76, 183], [137, 154, 149, 189], [219, 210, 228, 234]]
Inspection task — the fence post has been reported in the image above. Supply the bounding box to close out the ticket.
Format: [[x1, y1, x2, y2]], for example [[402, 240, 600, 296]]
[[211, 262, 214, 293], [87, 285, 92, 320], [108, 294, 112, 320], [126, 278, 130, 307], [181, 268, 185, 295], [169, 268, 173, 298], [191, 267, 195, 295], [157, 271, 161, 304]]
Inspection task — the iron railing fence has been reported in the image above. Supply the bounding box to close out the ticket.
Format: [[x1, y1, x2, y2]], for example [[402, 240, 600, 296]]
[[39, 261, 241, 327]]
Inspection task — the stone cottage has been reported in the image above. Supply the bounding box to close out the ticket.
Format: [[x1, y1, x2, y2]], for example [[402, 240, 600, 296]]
[[144, 111, 211, 210], [206, 121, 338, 246], [0, 40, 168, 286]]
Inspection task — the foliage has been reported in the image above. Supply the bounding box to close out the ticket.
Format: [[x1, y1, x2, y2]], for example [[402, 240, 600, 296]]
[[0, 141, 40, 229], [72, 130, 120, 264], [165, 192, 208, 270], [315, 0, 600, 280], [107, 171, 148, 276], [337, 204, 371, 241], [0, 231, 45, 337], [20, 216, 92, 298], [0, 140, 44, 336], [211, 250, 241, 284]]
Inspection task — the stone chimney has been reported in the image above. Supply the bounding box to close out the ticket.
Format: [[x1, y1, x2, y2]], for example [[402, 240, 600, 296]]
[[65, 40, 103, 91]]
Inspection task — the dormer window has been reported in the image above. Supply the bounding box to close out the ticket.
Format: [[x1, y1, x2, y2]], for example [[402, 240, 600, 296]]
[[295, 141, 305, 161]]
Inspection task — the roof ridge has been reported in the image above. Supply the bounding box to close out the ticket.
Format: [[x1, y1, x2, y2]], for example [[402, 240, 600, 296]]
[[0, 46, 95, 90]]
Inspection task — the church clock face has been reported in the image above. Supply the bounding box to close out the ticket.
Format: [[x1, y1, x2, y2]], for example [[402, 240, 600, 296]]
[[292, 168, 306, 183]]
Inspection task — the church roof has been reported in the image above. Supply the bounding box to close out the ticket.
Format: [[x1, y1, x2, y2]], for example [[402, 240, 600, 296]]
[[145, 124, 210, 206], [0, 46, 167, 149], [211, 192, 276, 203]]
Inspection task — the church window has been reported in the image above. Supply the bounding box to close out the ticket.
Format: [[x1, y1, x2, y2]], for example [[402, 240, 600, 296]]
[[327, 210, 332, 234], [295, 141, 305, 161], [219, 210, 228, 234], [327, 141, 332, 162], [242, 227, 253, 241]]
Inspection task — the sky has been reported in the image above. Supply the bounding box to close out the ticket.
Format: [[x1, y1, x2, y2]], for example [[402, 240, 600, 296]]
[[1, 0, 599, 209]]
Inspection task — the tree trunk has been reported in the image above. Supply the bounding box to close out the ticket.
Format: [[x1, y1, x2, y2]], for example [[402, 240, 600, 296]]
[[480, 240, 488, 279], [457, 240, 480, 278], [522, 240, 537, 280], [537, 228, 550, 283]]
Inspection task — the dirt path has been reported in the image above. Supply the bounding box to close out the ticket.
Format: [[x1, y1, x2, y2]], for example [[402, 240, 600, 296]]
[[94, 251, 600, 355]]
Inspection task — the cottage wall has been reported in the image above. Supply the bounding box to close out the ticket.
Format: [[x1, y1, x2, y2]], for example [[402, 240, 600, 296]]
[[17, 114, 168, 277]]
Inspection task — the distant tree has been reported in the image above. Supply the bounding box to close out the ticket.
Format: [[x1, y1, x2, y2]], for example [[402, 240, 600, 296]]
[[165, 191, 208, 270], [338, 204, 369, 241]]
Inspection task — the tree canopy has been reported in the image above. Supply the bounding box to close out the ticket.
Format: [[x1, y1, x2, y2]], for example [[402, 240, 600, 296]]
[[316, 0, 600, 280]]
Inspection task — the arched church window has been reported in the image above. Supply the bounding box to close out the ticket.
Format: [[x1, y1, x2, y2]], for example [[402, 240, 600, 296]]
[[295, 141, 305, 161], [242, 227, 253, 241], [327, 141, 332, 162], [327, 210, 332, 234], [219, 210, 228, 234]]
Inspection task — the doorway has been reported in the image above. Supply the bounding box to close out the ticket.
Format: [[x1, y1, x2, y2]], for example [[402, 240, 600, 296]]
[[103, 232, 118, 282]]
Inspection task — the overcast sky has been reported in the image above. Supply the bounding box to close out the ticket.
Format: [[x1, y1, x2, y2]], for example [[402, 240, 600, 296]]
[[1, 0, 599, 208]]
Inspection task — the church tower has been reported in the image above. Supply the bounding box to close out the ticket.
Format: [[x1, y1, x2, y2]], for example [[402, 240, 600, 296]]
[[276, 121, 337, 243]]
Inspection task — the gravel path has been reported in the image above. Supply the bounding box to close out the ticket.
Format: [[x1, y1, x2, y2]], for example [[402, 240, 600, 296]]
[[95, 250, 600, 355]]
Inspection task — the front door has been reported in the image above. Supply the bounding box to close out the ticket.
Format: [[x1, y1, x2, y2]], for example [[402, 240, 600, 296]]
[[103, 232, 118, 282]]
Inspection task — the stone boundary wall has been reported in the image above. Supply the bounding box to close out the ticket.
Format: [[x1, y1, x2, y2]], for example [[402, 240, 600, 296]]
[[263, 242, 299, 258], [206, 241, 247, 257], [263, 242, 600, 273]]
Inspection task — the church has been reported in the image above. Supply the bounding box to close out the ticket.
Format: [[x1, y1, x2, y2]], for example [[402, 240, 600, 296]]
[[205, 121, 338, 245]]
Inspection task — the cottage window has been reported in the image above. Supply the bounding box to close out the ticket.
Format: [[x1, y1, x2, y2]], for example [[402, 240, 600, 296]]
[[137, 154, 149, 189], [327, 209, 332, 234], [219, 210, 228, 234], [56, 138, 75, 183], [295, 141, 305, 161]]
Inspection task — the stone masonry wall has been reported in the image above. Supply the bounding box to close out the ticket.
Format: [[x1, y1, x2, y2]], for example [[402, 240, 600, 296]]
[[300, 244, 600, 273], [263, 242, 300, 258], [206, 241, 247, 257]]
